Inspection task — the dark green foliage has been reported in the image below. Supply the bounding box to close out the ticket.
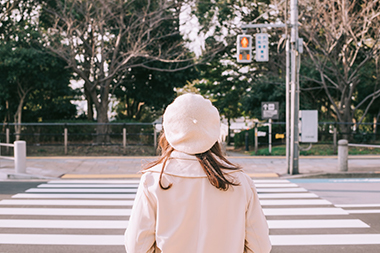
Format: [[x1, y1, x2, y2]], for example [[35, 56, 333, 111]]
[[0, 0, 76, 124]]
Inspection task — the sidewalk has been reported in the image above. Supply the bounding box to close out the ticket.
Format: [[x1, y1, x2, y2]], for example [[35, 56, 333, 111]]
[[1, 154, 380, 180]]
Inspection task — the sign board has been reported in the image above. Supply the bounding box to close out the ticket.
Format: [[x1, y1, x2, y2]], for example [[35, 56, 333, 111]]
[[275, 133, 285, 139], [255, 33, 269, 62], [257, 131, 267, 137], [261, 102, 279, 120], [299, 110, 318, 143]]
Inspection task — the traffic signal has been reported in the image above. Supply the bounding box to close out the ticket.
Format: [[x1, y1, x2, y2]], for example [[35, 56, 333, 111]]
[[255, 33, 269, 62], [237, 35, 252, 63]]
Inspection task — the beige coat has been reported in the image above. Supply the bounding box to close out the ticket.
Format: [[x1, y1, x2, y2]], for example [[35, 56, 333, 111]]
[[125, 151, 271, 253]]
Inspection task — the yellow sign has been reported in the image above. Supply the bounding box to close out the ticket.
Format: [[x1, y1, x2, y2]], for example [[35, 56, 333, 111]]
[[275, 133, 285, 139]]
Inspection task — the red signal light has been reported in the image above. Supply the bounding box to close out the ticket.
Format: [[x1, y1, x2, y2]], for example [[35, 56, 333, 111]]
[[240, 37, 249, 48]]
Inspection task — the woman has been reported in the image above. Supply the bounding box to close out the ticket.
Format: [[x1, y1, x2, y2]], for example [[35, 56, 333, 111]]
[[125, 93, 271, 253]]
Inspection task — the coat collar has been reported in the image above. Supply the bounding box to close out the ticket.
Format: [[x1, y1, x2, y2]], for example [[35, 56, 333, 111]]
[[144, 151, 240, 178]]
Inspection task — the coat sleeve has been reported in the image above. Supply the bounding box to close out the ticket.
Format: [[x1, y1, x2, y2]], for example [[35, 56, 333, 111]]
[[125, 173, 157, 253], [244, 176, 272, 253]]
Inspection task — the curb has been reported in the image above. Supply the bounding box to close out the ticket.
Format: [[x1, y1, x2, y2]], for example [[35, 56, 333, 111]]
[[280, 171, 380, 179], [0, 172, 57, 180]]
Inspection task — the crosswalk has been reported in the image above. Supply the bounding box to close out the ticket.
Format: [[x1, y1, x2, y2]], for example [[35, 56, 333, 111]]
[[0, 178, 380, 252]]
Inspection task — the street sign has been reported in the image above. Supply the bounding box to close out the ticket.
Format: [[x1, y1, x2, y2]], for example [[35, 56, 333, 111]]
[[261, 102, 279, 120], [255, 33, 269, 62]]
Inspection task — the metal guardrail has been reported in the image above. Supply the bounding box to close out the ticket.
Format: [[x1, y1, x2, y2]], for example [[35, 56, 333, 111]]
[[348, 144, 380, 148], [338, 140, 380, 172], [0, 143, 15, 160], [0, 141, 27, 173]]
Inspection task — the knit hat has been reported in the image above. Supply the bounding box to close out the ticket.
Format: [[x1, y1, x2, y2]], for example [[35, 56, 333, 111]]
[[163, 93, 220, 154]]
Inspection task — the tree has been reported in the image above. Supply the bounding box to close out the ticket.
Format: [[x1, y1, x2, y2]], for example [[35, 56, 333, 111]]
[[298, 0, 380, 138], [40, 0, 218, 142], [113, 64, 197, 122], [0, 0, 75, 138]]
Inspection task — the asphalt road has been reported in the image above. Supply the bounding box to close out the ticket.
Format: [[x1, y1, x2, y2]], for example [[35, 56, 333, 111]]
[[0, 178, 379, 253]]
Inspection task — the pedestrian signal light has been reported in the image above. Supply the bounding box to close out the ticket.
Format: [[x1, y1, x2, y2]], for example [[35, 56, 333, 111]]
[[237, 35, 252, 63]]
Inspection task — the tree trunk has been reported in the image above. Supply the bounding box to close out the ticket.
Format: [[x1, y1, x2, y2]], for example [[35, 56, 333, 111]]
[[95, 99, 110, 144], [84, 85, 94, 121], [341, 100, 353, 141], [14, 95, 25, 141], [14, 83, 30, 141], [227, 118, 232, 146]]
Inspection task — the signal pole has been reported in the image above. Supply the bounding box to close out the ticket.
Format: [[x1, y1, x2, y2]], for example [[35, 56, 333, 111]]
[[239, 0, 301, 175], [289, 0, 299, 174]]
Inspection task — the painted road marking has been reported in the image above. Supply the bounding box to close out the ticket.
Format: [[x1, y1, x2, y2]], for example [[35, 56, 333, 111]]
[[263, 207, 348, 216], [48, 180, 141, 184], [38, 184, 139, 188], [12, 193, 136, 199], [1, 199, 331, 206], [258, 193, 319, 199], [290, 178, 380, 183], [253, 180, 290, 183], [2, 234, 380, 246], [254, 183, 299, 188], [2, 178, 378, 248], [260, 199, 332, 206], [0, 208, 131, 216], [61, 174, 141, 179], [336, 204, 380, 208], [11, 193, 317, 199], [0, 219, 128, 229], [0, 219, 368, 229], [270, 234, 380, 245], [28, 187, 307, 193], [267, 219, 370, 229], [47, 179, 289, 184], [26, 188, 137, 193], [346, 209, 380, 214], [257, 188, 308, 192], [0, 199, 134, 206], [0, 234, 124, 245]]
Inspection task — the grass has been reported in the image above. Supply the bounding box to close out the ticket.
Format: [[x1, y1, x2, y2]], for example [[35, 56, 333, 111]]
[[250, 144, 380, 156]]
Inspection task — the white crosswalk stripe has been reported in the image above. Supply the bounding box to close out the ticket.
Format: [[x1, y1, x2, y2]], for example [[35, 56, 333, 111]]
[[0, 178, 379, 252]]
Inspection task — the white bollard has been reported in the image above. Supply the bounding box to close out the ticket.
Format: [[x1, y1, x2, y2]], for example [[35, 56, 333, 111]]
[[338, 139, 348, 171], [14, 141, 26, 174]]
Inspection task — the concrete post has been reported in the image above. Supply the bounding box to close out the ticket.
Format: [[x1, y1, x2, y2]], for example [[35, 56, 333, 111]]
[[338, 139, 348, 171], [64, 128, 68, 155], [254, 124, 258, 155], [333, 125, 337, 154], [6, 127, 10, 155], [14, 141, 26, 174], [269, 119, 272, 154], [123, 128, 127, 155]]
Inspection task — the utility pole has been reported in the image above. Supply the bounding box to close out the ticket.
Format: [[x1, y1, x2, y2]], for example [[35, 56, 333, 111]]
[[289, 0, 299, 174]]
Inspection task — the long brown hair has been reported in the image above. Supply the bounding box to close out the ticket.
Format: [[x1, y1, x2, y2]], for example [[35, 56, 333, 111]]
[[144, 132, 240, 191]]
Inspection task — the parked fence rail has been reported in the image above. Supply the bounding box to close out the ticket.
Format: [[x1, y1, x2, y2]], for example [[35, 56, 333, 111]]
[[0, 143, 15, 160], [0, 122, 159, 156], [339, 141, 380, 171], [1, 121, 379, 156], [0, 141, 26, 173], [233, 121, 380, 153]]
